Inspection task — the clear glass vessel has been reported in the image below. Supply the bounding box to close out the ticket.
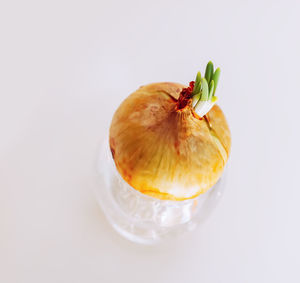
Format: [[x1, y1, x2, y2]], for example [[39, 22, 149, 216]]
[[94, 138, 226, 245]]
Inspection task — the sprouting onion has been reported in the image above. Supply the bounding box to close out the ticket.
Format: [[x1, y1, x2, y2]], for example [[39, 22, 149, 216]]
[[109, 61, 231, 201]]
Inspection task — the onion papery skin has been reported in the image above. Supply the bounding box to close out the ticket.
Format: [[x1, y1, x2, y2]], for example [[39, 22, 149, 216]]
[[109, 82, 231, 201]]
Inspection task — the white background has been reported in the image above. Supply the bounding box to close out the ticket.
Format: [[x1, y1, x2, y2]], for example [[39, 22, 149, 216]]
[[1, 0, 300, 282]]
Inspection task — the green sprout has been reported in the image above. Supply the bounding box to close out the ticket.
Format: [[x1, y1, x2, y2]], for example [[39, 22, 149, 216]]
[[212, 67, 220, 96], [200, 78, 208, 101], [204, 61, 214, 84], [191, 61, 221, 117]]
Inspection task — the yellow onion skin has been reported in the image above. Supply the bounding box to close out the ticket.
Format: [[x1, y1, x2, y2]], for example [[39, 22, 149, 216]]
[[109, 82, 231, 201]]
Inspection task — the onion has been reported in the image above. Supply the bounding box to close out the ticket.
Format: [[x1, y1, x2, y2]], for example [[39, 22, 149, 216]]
[[109, 62, 231, 201]]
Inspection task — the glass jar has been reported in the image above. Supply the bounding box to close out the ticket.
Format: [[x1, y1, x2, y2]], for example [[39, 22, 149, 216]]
[[94, 137, 226, 245]]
